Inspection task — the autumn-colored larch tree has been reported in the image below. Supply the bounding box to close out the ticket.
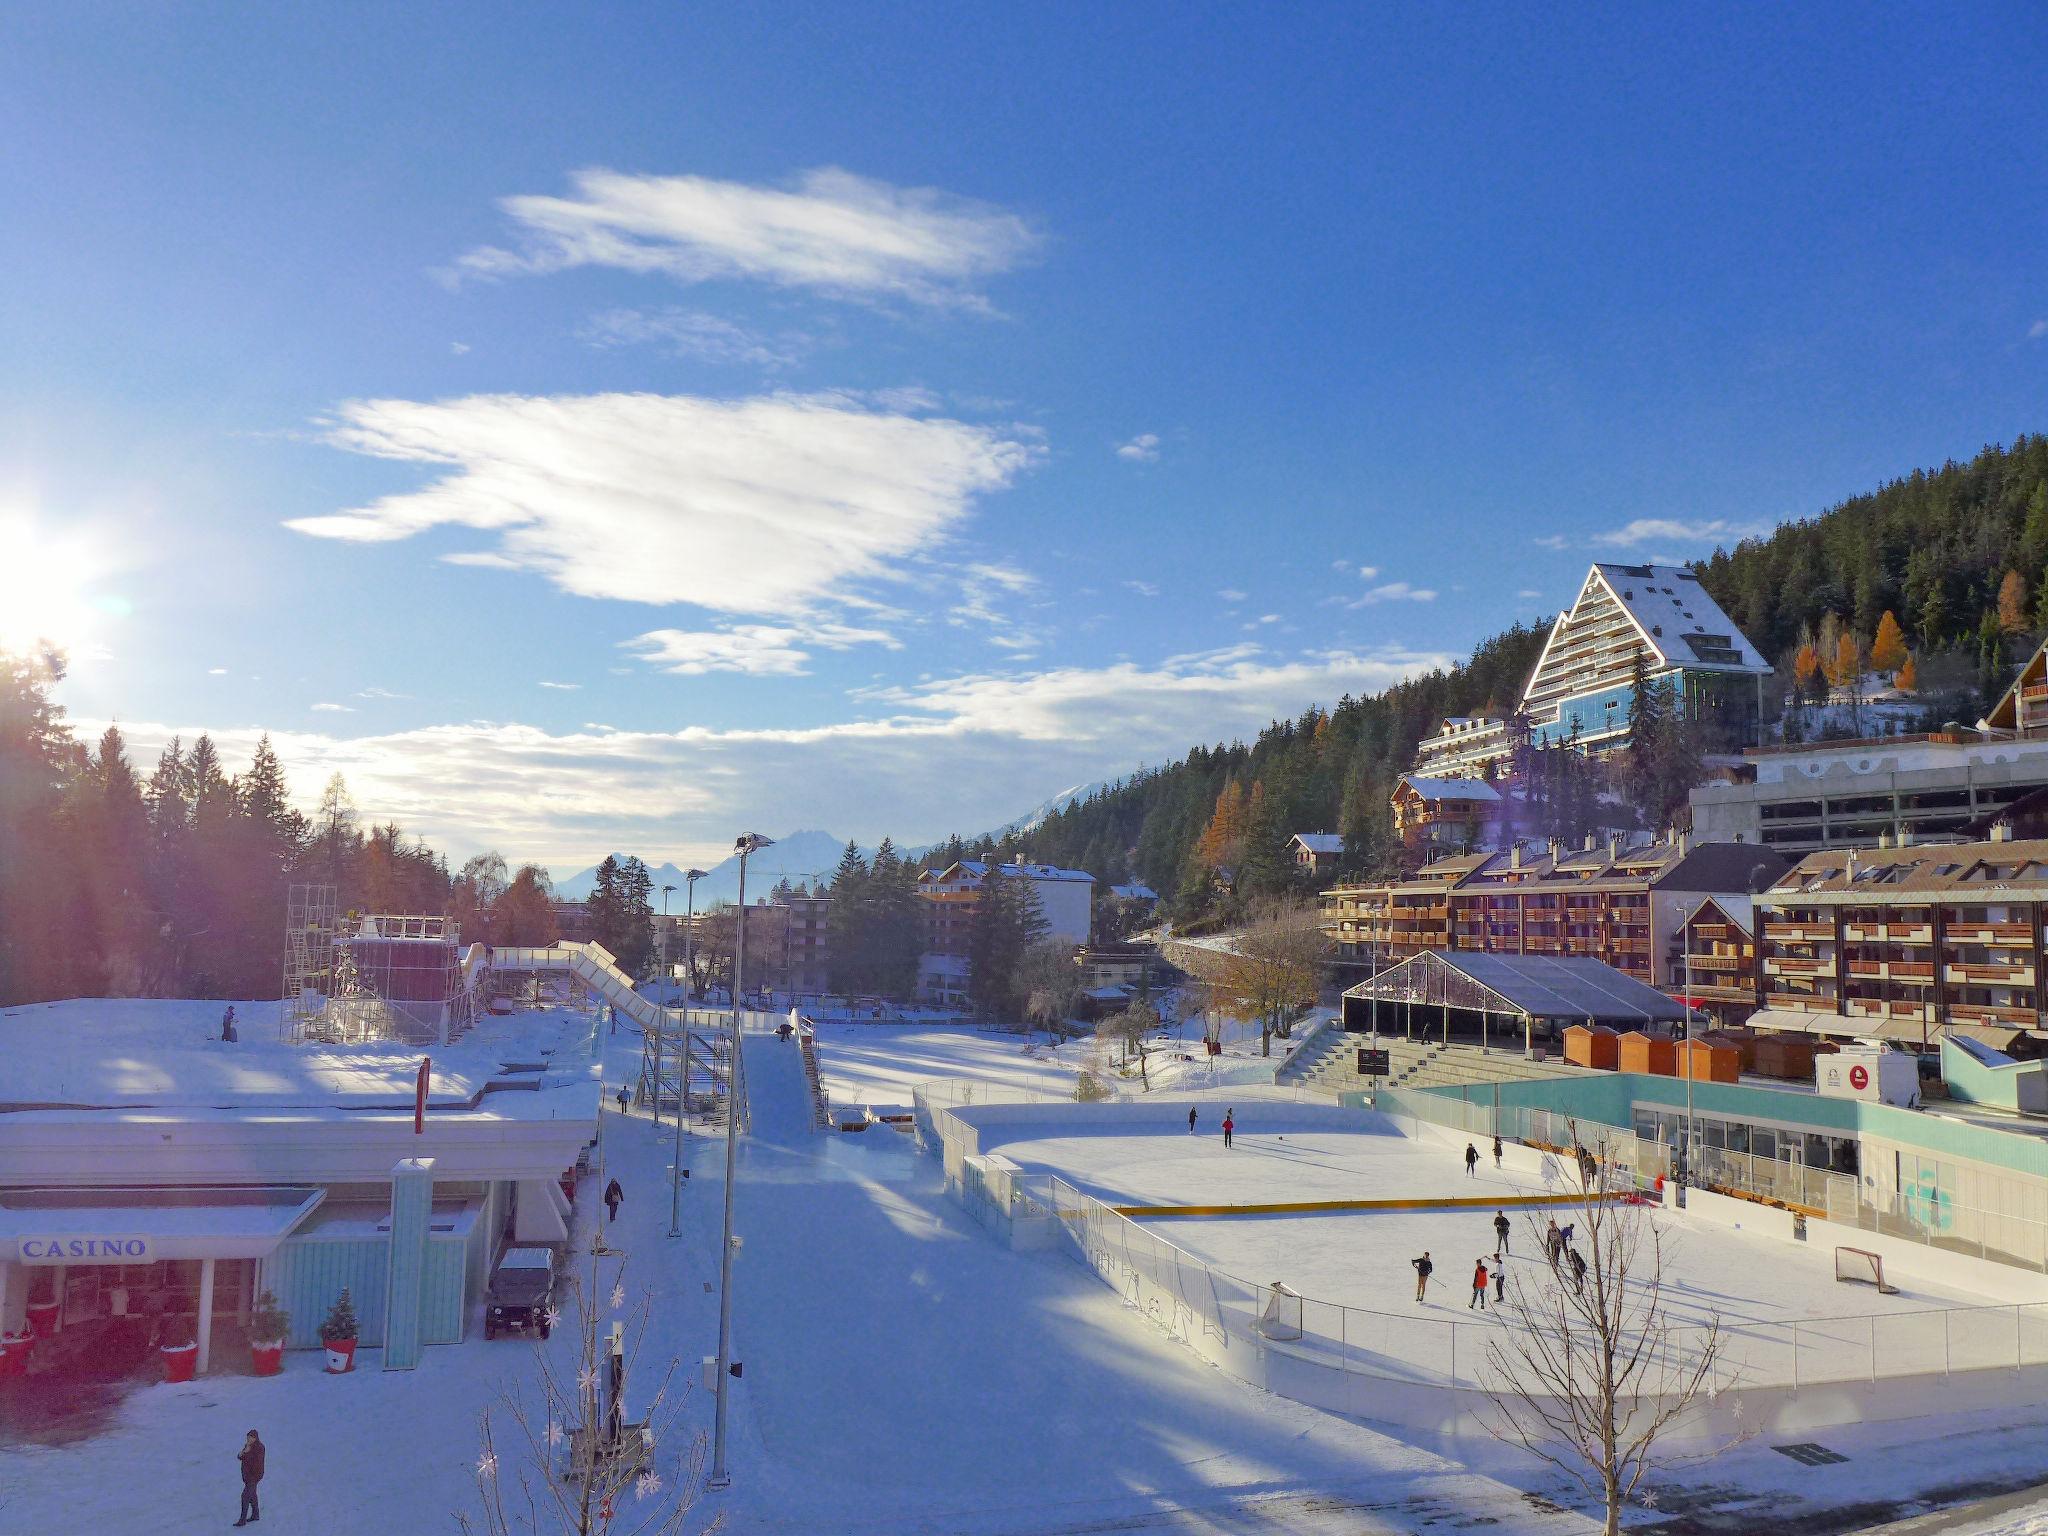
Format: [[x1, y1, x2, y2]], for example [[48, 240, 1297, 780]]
[[1999, 570, 2031, 636], [1895, 654, 1919, 693], [1831, 630, 1863, 693], [1870, 610, 1909, 673]]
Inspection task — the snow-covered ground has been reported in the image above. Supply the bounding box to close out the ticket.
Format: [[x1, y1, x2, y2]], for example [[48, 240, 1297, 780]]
[[7, 1004, 2048, 1532]]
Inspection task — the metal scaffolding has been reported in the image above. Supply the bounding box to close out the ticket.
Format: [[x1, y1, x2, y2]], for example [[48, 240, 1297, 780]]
[[281, 896, 479, 1046], [280, 883, 339, 1044]]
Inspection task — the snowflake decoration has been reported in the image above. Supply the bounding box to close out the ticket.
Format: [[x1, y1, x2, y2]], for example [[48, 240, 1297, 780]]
[[578, 1365, 598, 1395], [635, 1471, 664, 1501], [1732, 1397, 1749, 1423], [611, 1283, 626, 1311], [543, 1306, 562, 1331], [1639, 1489, 1660, 1509], [546, 1421, 564, 1447], [476, 1450, 498, 1481]]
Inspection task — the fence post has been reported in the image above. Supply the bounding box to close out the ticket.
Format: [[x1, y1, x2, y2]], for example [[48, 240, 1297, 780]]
[[1868, 1314, 1876, 1383], [1944, 1310, 1952, 1378], [1791, 1322, 1800, 1392]]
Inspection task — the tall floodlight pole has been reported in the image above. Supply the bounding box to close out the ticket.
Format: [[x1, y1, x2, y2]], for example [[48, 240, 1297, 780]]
[[660, 885, 677, 999], [671, 868, 707, 1240], [710, 833, 772, 1490]]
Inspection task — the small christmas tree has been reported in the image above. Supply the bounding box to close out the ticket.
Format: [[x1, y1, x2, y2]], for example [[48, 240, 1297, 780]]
[[319, 1287, 359, 1344], [251, 1289, 290, 1345]]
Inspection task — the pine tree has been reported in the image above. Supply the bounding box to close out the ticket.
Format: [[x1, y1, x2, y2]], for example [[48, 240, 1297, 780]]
[[824, 842, 871, 995], [1869, 611, 1908, 673]]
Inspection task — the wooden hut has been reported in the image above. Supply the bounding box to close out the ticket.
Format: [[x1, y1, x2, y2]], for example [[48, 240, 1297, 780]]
[[1678, 1036, 1741, 1084], [1752, 1035, 1818, 1081], [1617, 1030, 1679, 1076], [1562, 1023, 1619, 1070]]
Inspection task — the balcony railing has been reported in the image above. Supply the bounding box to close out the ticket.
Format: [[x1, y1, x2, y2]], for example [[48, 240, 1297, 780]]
[[1765, 992, 1835, 1011], [1764, 921, 1832, 942], [1945, 1001, 2038, 1027], [1948, 962, 2037, 985], [1765, 955, 1835, 975]]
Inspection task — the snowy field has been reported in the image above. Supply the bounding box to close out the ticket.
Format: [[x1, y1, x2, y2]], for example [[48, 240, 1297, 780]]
[[7, 1004, 2048, 1532]]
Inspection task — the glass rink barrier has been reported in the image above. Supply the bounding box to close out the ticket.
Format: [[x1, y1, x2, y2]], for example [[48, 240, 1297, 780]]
[[915, 1077, 2048, 1437]]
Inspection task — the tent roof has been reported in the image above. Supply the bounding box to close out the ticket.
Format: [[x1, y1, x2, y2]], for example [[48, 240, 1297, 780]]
[[1343, 951, 1689, 1023]]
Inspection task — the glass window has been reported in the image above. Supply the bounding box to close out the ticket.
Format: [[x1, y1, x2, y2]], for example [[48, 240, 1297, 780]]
[[1725, 1121, 1750, 1155], [1751, 1128, 1776, 1162], [1806, 1133, 1833, 1168], [1633, 1110, 1659, 1142], [1704, 1119, 1726, 1150]]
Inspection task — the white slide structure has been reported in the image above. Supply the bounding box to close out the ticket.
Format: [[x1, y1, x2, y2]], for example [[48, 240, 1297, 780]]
[[740, 1028, 818, 1145], [488, 942, 665, 1030]]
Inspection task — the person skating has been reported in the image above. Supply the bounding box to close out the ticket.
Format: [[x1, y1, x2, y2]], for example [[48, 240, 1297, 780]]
[[1469, 1258, 1489, 1310], [1463, 1142, 1479, 1178], [1492, 1253, 1507, 1303], [1545, 1217, 1563, 1268], [1187, 1107, 1198, 1135], [1568, 1246, 1588, 1294], [1222, 1109, 1235, 1149], [234, 1429, 265, 1525], [1491, 1134, 1503, 1169], [1492, 1209, 1510, 1254], [1558, 1220, 1576, 1252], [604, 1177, 623, 1224], [221, 1005, 237, 1042], [1411, 1250, 1434, 1302]]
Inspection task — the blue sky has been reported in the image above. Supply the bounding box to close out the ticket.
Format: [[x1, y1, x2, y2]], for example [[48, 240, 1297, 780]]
[[6, 4, 2047, 878]]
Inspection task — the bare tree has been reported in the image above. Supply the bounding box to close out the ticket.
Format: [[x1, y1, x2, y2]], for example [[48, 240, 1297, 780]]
[[1097, 1000, 1162, 1087], [1213, 900, 1327, 1056], [1480, 1126, 1728, 1534], [461, 1237, 723, 1536], [1018, 938, 1086, 1041]]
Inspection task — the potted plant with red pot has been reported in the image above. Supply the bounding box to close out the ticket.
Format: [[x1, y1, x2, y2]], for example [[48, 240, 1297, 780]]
[[319, 1288, 358, 1374], [0, 1328, 29, 1377], [249, 1290, 289, 1377], [160, 1319, 199, 1383]]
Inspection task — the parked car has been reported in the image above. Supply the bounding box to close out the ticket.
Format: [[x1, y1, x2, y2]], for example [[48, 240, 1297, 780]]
[[484, 1246, 557, 1339]]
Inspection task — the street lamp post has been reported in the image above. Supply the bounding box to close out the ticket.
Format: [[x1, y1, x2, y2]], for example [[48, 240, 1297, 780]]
[[671, 868, 707, 1240], [710, 833, 772, 1491]]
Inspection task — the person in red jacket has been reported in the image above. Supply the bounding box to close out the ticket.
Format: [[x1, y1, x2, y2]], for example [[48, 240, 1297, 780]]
[[1469, 1258, 1490, 1310], [1221, 1110, 1235, 1149]]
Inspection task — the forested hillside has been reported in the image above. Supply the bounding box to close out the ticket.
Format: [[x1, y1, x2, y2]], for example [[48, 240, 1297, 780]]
[[992, 437, 2048, 918]]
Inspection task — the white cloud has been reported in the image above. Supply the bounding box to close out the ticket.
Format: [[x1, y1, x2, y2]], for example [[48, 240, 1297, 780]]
[[1115, 433, 1160, 463], [582, 307, 807, 369], [1532, 534, 1570, 551], [2030, 319, 2048, 340], [286, 391, 1040, 616], [97, 647, 1451, 871], [948, 564, 1042, 653], [1348, 582, 1436, 607], [454, 166, 1038, 310], [1217, 588, 1247, 603], [356, 686, 411, 701], [1517, 588, 1544, 599], [1123, 579, 1160, 598], [208, 667, 228, 676], [622, 621, 897, 677], [450, 341, 471, 355], [1356, 565, 1379, 580], [1588, 517, 1761, 550], [537, 680, 582, 691], [312, 702, 354, 713]]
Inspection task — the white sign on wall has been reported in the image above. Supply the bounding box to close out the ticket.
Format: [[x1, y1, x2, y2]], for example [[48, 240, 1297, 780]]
[[17, 1235, 154, 1264]]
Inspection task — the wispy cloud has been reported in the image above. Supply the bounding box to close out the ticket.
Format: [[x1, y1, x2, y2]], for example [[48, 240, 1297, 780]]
[[1532, 534, 1570, 550], [286, 391, 1040, 616], [1517, 588, 1544, 599], [948, 564, 1042, 654], [1356, 565, 1379, 580], [1348, 581, 1436, 607], [1217, 588, 1247, 603], [312, 701, 354, 713], [356, 686, 411, 701], [537, 680, 581, 691], [1123, 579, 1160, 598], [453, 166, 1038, 310], [450, 341, 471, 356], [581, 307, 809, 369], [208, 667, 228, 676], [2030, 319, 2048, 340], [622, 621, 897, 677], [1588, 517, 1762, 550], [1115, 433, 1160, 463]]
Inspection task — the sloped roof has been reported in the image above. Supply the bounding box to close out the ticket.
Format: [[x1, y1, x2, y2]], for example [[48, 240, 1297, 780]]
[[1592, 564, 1770, 674], [923, 860, 1095, 885], [1290, 833, 1345, 854], [1984, 635, 2048, 732], [1768, 837, 2048, 900], [1345, 951, 1689, 1023], [1394, 776, 1500, 803], [1109, 882, 1159, 901]]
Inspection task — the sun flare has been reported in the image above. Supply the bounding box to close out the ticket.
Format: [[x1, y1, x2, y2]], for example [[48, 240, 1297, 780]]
[[0, 512, 119, 658]]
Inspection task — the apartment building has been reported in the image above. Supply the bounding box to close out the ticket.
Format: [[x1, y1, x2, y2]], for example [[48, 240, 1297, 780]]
[[1412, 715, 1514, 779], [1520, 563, 1770, 753], [1752, 830, 2048, 1047], [1322, 835, 1788, 989], [914, 860, 1095, 1005], [1390, 774, 1500, 856], [1669, 895, 1761, 1028], [776, 891, 832, 996]]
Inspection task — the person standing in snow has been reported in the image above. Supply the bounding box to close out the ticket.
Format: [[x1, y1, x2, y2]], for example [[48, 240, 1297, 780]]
[[1492, 1209, 1510, 1254], [1222, 1110, 1235, 1149], [604, 1178, 623, 1224], [1411, 1251, 1434, 1302], [1545, 1218, 1563, 1268], [1491, 1134, 1503, 1169], [1568, 1246, 1588, 1295], [1187, 1107, 1198, 1135], [1469, 1258, 1489, 1310], [221, 1005, 237, 1042], [234, 1429, 265, 1526], [1464, 1142, 1479, 1178], [1492, 1254, 1507, 1303]]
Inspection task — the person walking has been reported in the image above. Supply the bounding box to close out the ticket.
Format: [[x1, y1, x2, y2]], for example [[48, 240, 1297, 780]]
[[1568, 1246, 1588, 1295], [1187, 1107, 1198, 1135], [1491, 1134, 1503, 1170], [1492, 1253, 1507, 1303], [604, 1177, 623, 1224], [1464, 1142, 1479, 1178], [1222, 1110, 1235, 1149], [1492, 1209, 1510, 1254], [1411, 1251, 1434, 1302], [221, 1005, 237, 1042], [615, 1086, 630, 1117], [234, 1429, 265, 1526], [1469, 1258, 1489, 1310], [1545, 1218, 1563, 1269], [1558, 1221, 1576, 1252]]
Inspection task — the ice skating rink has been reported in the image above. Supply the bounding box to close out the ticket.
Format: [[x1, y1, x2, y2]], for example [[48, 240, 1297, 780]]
[[975, 1103, 2000, 1345]]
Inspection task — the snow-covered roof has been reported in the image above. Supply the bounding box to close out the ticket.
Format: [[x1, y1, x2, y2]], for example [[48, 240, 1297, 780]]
[[1396, 776, 1501, 803], [1110, 882, 1159, 901], [1289, 833, 1345, 854], [1591, 564, 1770, 674], [926, 860, 1096, 885]]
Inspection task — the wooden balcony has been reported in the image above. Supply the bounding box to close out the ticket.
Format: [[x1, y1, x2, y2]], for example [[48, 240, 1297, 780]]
[[1846, 959, 1881, 979], [1765, 992, 1836, 1012], [1845, 997, 1929, 1021], [1765, 955, 1836, 976], [1947, 962, 2037, 986], [1765, 921, 1831, 942], [1846, 921, 1933, 943], [1945, 1001, 2037, 1027], [1683, 953, 1745, 973], [1891, 961, 1936, 983]]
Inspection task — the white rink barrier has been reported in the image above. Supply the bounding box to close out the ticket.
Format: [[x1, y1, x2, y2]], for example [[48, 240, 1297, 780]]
[[915, 1079, 2048, 1441]]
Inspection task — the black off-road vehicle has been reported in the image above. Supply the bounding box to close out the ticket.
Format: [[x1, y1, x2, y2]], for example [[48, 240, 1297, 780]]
[[484, 1246, 556, 1339]]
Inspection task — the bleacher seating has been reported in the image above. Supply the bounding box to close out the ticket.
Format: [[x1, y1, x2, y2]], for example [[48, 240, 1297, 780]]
[[1278, 1029, 1582, 1095]]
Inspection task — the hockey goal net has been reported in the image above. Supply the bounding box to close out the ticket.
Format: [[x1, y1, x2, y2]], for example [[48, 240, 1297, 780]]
[[1257, 1281, 1304, 1340], [1834, 1246, 1901, 1295]]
